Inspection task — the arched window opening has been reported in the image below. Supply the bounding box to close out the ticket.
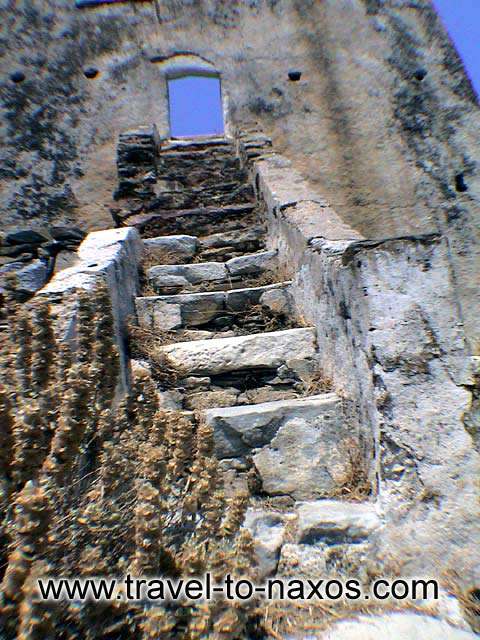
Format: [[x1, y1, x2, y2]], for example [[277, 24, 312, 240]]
[[167, 75, 224, 138]]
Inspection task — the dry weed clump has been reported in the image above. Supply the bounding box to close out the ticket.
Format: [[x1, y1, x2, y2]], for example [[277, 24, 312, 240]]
[[0, 284, 261, 639], [329, 436, 372, 502]]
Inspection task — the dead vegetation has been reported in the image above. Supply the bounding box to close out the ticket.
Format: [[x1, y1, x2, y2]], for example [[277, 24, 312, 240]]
[[329, 437, 372, 502], [0, 284, 266, 640], [301, 370, 334, 396]]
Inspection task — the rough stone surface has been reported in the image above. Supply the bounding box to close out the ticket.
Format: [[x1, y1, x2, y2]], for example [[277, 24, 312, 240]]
[[253, 412, 353, 499], [244, 509, 290, 579], [204, 393, 342, 460], [148, 262, 227, 289], [136, 283, 292, 330], [277, 543, 328, 579], [144, 235, 198, 262], [258, 151, 480, 580], [296, 501, 381, 544], [160, 328, 316, 376], [260, 288, 291, 315], [226, 250, 277, 277], [316, 613, 477, 640], [0, 259, 48, 296], [39, 227, 143, 391]]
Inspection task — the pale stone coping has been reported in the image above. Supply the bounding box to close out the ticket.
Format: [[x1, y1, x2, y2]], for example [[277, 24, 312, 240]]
[[38, 227, 143, 391], [253, 153, 364, 243]]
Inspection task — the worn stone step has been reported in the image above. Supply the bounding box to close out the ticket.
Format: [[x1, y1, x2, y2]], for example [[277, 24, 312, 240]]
[[130, 203, 257, 237], [295, 500, 381, 545], [136, 282, 293, 330], [161, 137, 232, 152], [147, 250, 278, 294], [142, 226, 265, 264], [159, 327, 317, 376], [204, 393, 353, 501]]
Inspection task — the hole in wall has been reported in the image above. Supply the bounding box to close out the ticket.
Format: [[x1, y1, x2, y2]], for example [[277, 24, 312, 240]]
[[167, 75, 224, 138], [84, 67, 99, 79], [288, 70, 302, 81], [10, 71, 25, 83], [455, 173, 468, 192], [414, 68, 427, 81]]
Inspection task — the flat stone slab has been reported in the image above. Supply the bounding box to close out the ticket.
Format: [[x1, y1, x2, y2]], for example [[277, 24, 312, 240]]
[[144, 235, 198, 262], [296, 500, 381, 544], [244, 509, 291, 579], [135, 282, 292, 329], [316, 613, 477, 640], [159, 327, 316, 376], [148, 262, 227, 289], [226, 250, 277, 277], [204, 392, 340, 458]]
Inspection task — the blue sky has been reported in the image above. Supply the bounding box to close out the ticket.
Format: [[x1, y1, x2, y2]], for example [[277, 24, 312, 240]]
[[433, 0, 480, 97], [168, 76, 224, 137]]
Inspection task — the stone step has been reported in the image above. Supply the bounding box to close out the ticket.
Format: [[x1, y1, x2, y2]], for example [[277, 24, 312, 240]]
[[204, 393, 353, 502], [159, 327, 317, 376], [161, 137, 232, 152], [147, 250, 278, 294], [142, 179, 254, 211], [130, 202, 257, 237], [142, 226, 265, 264], [244, 500, 382, 580], [295, 500, 381, 545], [136, 282, 293, 331]]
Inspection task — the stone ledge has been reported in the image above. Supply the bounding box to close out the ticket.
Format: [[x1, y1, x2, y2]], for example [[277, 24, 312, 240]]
[[39, 227, 143, 391], [296, 500, 381, 545], [159, 327, 317, 375]]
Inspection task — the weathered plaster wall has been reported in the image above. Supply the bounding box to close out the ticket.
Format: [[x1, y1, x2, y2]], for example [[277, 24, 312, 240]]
[[254, 150, 480, 588], [0, 0, 478, 347]]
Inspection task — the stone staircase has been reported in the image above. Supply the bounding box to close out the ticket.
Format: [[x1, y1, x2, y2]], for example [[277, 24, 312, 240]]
[[128, 133, 380, 581]]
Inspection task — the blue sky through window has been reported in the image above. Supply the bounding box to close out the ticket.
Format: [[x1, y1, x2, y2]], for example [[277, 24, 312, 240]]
[[168, 76, 224, 138], [433, 0, 480, 98]]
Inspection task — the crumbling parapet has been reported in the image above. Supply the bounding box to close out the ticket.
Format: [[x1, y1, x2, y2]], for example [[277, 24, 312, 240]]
[[38, 227, 143, 392], [240, 136, 480, 584]]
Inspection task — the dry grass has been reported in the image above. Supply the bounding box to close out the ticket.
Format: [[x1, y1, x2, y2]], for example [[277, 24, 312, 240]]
[[301, 370, 334, 395], [128, 324, 180, 387], [443, 571, 480, 633], [328, 436, 372, 502], [0, 289, 260, 639], [262, 596, 438, 639]]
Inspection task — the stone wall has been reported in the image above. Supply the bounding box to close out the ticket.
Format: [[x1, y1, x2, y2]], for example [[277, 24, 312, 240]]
[[250, 147, 480, 586], [38, 227, 143, 391], [1, 0, 479, 350]]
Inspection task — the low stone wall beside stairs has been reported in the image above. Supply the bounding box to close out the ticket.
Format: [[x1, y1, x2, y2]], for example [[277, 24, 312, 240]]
[[38, 227, 143, 392], [244, 138, 480, 587]]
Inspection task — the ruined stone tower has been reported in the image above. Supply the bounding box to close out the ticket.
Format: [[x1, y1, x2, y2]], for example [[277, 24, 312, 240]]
[[1, 1, 479, 637]]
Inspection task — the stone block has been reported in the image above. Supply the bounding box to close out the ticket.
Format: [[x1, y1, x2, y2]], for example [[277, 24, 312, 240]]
[[226, 250, 277, 277], [205, 392, 340, 460], [260, 287, 291, 315], [148, 262, 227, 289], [244, 509, 291, 579], [296, 500, 381, 544], [225, 282, 291, 312], [160, 327, 316, 376], [144, 235, 198, 262], [135, 297, 182, 331], [0, 259, 48, 296], [39, 227, 143, 392]]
